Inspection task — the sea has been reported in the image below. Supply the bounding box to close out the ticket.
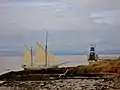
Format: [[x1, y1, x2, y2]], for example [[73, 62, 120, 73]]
[[0, 54, 120, 75]]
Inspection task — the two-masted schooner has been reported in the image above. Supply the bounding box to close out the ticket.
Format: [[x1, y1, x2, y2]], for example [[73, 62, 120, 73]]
[[22, 33, 68, 70]]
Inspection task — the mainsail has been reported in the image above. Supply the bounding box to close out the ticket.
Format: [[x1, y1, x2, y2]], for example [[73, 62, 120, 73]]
[[22, 45, 32, 68], [34, 42, 46, 66], [34, 42, 61, 67]]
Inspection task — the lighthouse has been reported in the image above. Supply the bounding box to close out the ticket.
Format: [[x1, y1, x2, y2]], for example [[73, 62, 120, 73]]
[[88, 44, 98, 62]]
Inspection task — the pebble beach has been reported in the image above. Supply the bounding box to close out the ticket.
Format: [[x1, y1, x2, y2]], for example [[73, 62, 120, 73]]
[[0, 78, 120, 90]]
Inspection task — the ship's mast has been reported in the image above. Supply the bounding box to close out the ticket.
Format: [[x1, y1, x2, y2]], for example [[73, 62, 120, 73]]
[[45, 31, 48, 66], [30, 46, 33, 67]]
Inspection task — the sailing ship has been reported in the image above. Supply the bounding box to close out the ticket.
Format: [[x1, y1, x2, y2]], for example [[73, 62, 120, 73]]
[[22, 32, 69, 70]]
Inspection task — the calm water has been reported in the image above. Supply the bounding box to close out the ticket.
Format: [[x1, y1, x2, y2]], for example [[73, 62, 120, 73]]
[[0, 54, 120, 74]]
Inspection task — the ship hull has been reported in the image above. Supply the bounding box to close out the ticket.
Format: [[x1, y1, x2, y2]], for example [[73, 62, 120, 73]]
[[23, 66, 58, 71]]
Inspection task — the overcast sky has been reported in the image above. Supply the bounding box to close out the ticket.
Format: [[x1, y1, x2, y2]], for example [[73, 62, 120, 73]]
[[0, 0, 120, 51]]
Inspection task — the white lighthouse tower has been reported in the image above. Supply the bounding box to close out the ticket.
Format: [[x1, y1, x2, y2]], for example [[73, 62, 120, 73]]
[[88, 44, 98, 64]]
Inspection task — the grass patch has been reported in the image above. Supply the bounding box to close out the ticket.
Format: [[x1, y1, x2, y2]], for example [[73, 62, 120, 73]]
[[68, 59, 120, 74]]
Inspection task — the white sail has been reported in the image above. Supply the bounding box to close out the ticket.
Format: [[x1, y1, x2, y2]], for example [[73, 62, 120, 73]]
[[34, 42, 61, 67], [22, 45, 31, 68], [47, 52, 61, 66], [34, 42, 46, 66]]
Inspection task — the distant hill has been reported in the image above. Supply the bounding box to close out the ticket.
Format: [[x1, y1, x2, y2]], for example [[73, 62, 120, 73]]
[[96, 49, 120, 54], [52, 49, 120, 55], [51, 50, 88, 55]]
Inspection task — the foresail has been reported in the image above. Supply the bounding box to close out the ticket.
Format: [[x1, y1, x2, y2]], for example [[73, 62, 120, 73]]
[[35, 42, 46, 66], [22, 45, 31, 68], [47, 53, 61, 66], [35, 42, 61, 66]]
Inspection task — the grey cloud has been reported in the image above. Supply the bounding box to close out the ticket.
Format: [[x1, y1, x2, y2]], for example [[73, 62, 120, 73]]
[[85, 0, 120, 11], [91, 10, 120, 25], [0, 0, 120, 51]]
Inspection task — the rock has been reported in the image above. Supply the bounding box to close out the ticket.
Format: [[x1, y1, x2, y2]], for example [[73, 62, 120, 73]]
[[0, 78, 120, 90]]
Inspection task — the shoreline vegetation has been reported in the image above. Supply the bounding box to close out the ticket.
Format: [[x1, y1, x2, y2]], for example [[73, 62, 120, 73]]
[[0, 58, 120, 89], [71, 58, 120, 74]]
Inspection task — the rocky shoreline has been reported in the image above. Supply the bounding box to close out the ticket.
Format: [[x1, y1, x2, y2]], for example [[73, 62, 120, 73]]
[[0, 78, 120, 90]]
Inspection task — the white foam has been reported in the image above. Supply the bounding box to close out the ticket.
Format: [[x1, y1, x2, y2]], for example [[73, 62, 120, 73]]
[[0, 68, 23, 76]]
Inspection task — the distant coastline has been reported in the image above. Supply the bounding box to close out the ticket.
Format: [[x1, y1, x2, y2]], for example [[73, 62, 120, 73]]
[[0, 50, 120, 56]]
